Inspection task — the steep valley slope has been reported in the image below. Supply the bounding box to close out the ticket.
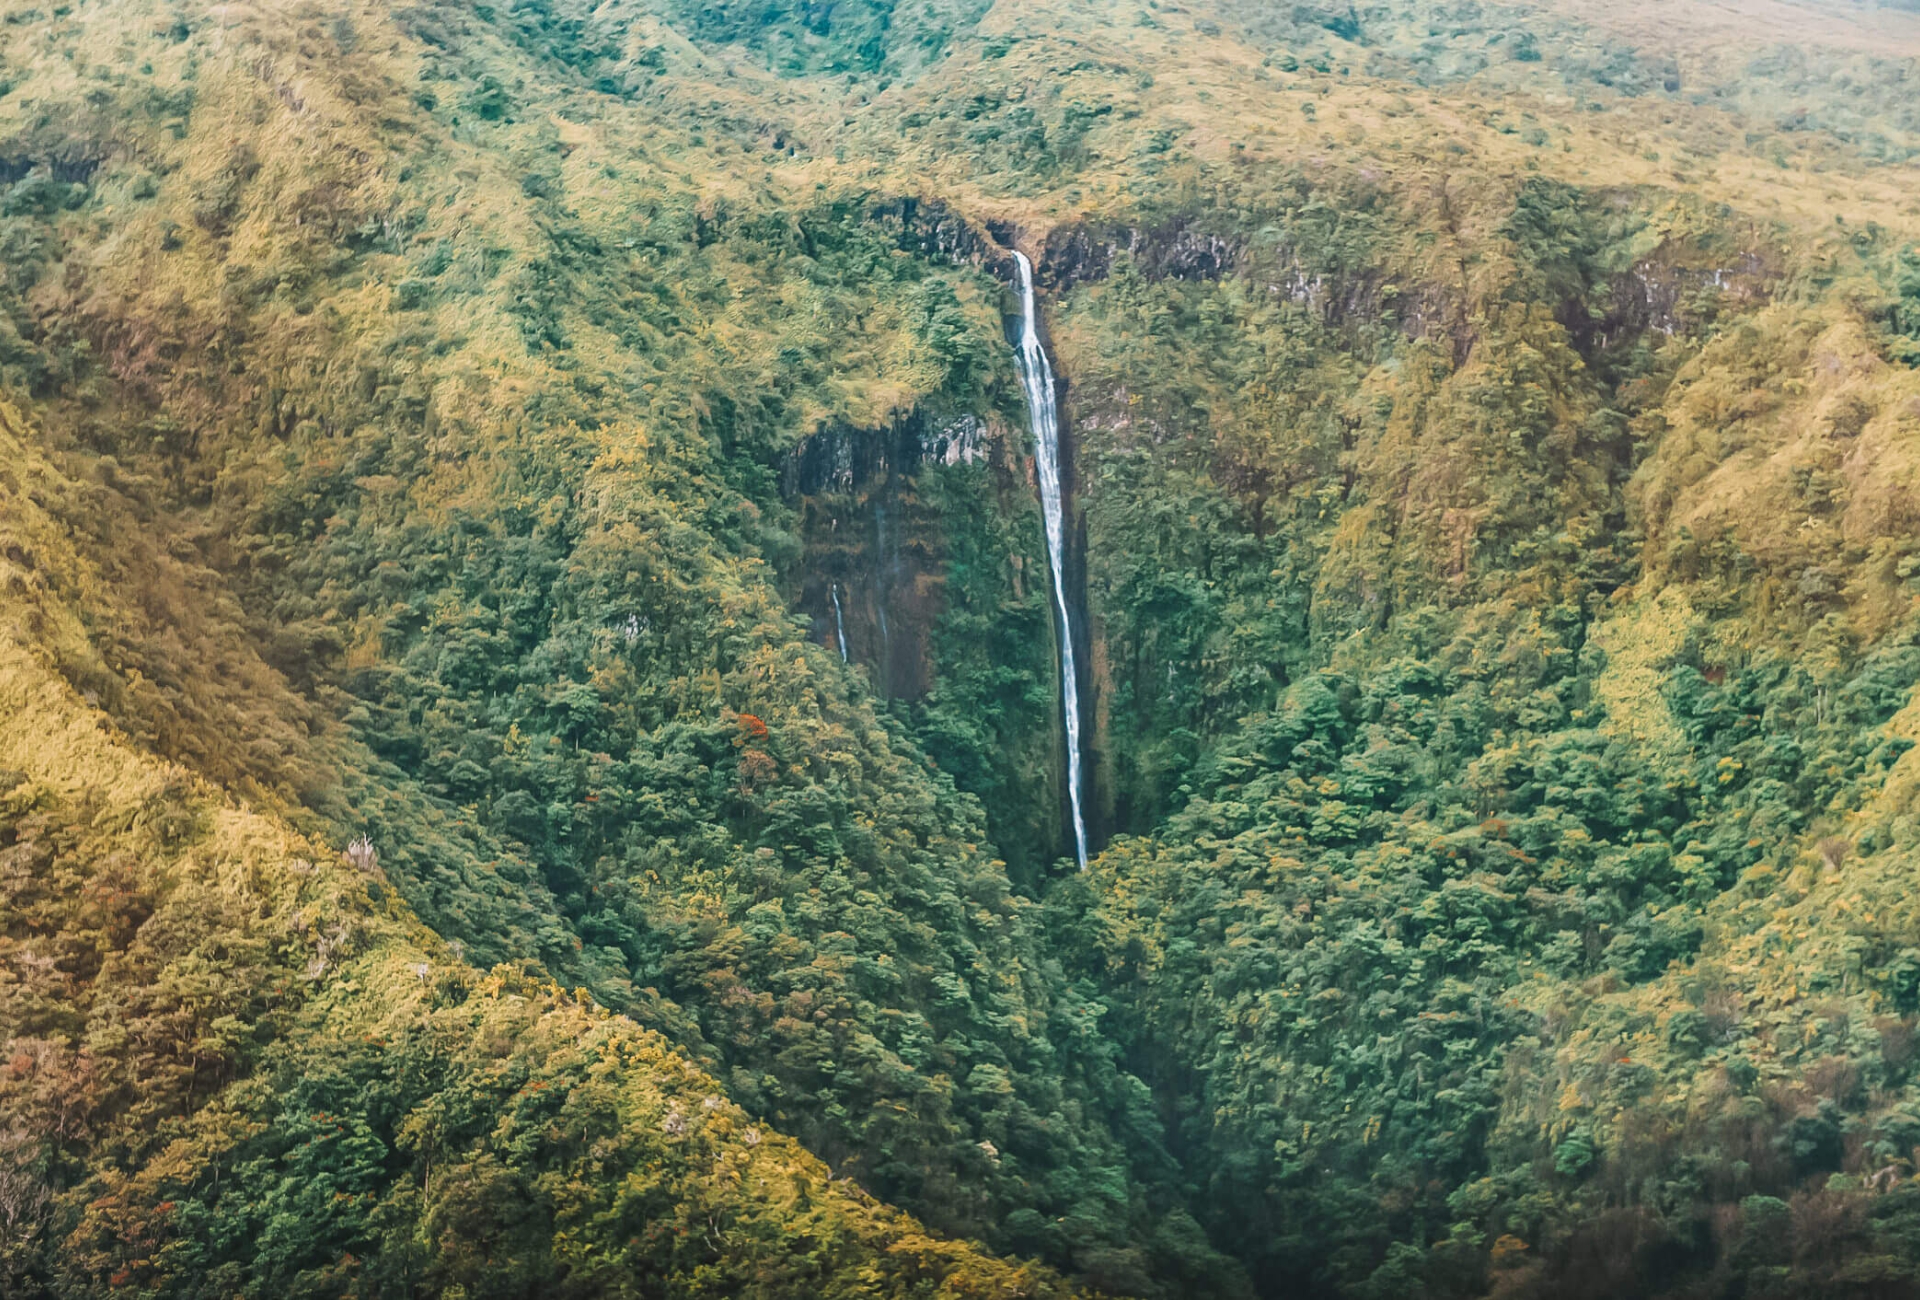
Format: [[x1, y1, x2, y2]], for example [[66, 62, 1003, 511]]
[[5, 0, 1920, 1296]]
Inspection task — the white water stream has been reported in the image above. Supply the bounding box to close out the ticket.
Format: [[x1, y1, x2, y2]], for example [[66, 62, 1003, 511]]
[[1011, 251, 1090, 871], [830, 582, 850, 663]]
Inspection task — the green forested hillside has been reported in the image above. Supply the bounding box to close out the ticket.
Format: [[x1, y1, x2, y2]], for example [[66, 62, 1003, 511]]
[[4, 0, 1920, 1296]]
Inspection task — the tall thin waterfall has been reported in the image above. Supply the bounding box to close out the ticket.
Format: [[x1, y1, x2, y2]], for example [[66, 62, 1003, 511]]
[[829, 582, 850, 663], [1011, 251, 1090, 871]]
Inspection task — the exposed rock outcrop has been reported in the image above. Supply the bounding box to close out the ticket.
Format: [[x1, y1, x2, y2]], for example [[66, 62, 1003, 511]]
[[870, 195, 1019, 279], [1038, 217, 1241, 292], [783, 407, 996, 700]]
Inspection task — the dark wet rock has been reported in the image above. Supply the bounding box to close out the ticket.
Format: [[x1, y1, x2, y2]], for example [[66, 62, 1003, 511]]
[[1559, 251, 1772, 357], [869, 195, 1018, 280], [783, 409, 987, 498], [1038, 217, 1241, 292], [783, 406, 998, 700]]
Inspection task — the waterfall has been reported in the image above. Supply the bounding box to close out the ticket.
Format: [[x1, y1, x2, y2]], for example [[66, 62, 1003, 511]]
[[1011, 251, 1090, 872], [830, 582, 850, 663]]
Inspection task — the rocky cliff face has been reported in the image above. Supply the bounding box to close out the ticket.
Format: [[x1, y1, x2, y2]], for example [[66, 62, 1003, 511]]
[[1558, 250, 1774, 357], [783, 408, 992, 698], [778, 396, 1074, 879], [1038, 217, 1243, 292], [872, 195, 1018, 281]]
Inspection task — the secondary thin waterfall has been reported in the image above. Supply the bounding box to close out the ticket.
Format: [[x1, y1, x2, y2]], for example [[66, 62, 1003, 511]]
[[1011, 251, 1090, 871], [830, 582, 850, 663]]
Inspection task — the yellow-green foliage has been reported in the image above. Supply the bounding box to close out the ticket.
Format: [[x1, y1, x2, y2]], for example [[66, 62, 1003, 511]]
[[0, 0, 1175, 1288], [0, 396, 1065, 1295], [9, 0, 1920, 1295]]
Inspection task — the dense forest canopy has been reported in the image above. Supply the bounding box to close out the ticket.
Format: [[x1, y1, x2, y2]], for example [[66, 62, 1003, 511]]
[[4, 0, 1920, 1295]]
